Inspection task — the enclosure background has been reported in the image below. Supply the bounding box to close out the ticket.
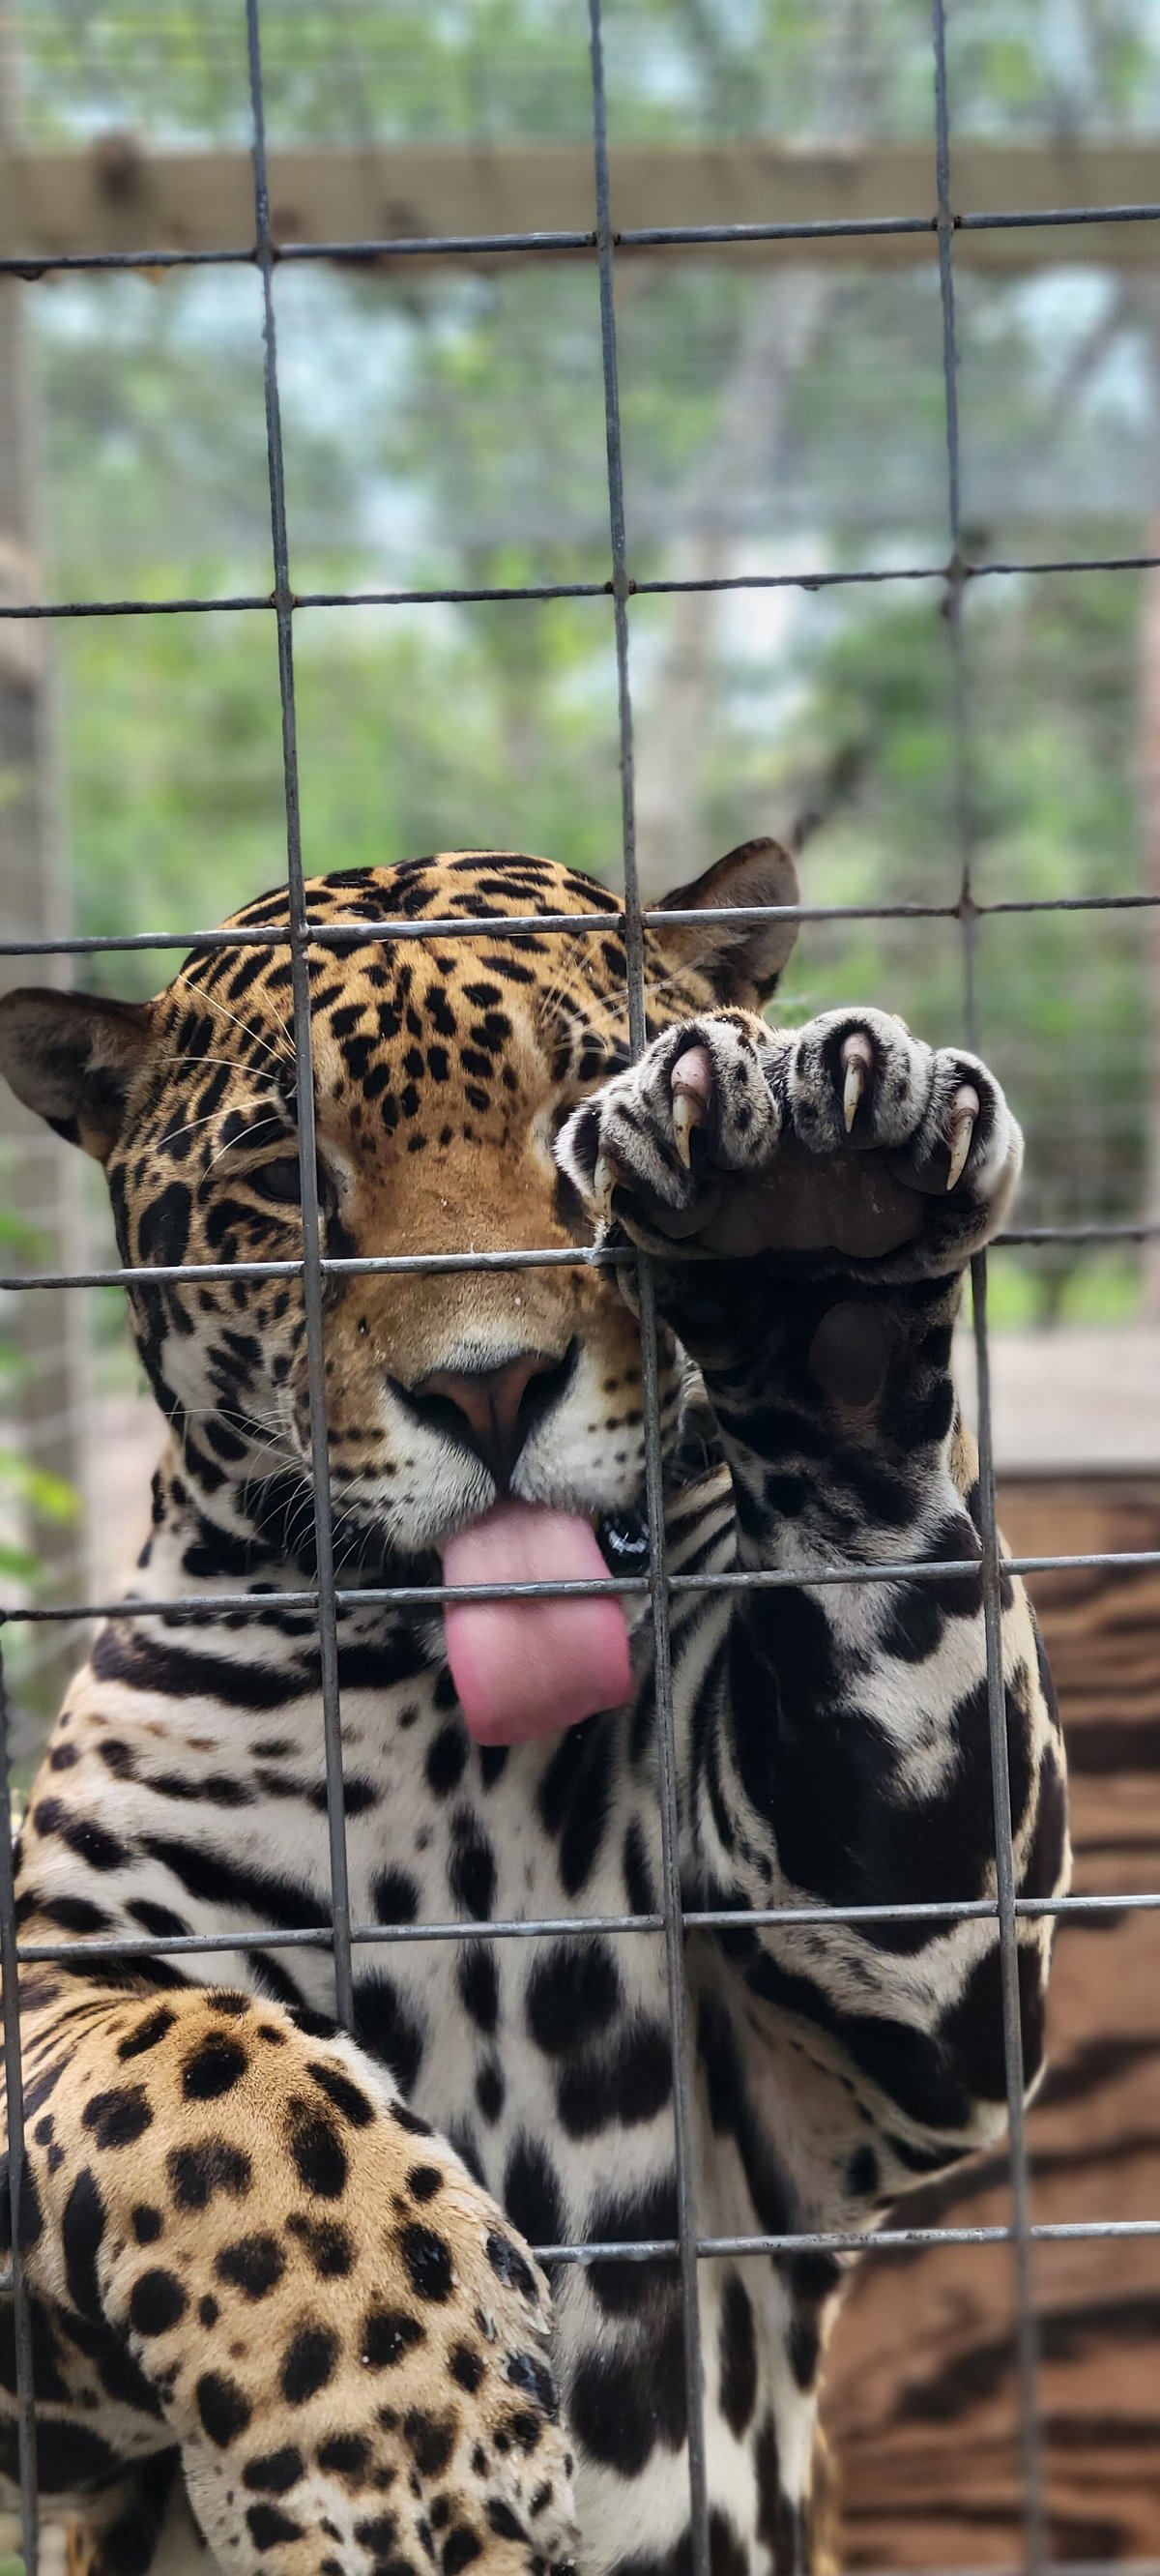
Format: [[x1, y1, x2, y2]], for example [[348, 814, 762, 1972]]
[[2, 3, 1160, 2569]]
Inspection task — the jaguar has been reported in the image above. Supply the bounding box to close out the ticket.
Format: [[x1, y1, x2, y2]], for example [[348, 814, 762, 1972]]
[[0, 840, 1069, 2576]]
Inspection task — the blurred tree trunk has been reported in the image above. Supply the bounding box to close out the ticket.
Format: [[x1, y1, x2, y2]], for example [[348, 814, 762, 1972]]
[[633, 0, 882, 900], [633, 268, 831, 897]]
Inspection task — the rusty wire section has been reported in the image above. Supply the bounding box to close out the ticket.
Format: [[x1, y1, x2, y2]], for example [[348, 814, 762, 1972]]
[[0, 2, 1156, 2572]]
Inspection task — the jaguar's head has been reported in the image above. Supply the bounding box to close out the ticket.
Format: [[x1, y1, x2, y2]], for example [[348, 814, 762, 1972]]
[[0, 844, 798, 1727]]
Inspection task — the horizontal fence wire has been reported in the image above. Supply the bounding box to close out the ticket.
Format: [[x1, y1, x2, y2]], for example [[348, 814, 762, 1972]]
[[7, 2213, 1160, 2311], [8, 559, 1160, 621], [7, 557, 1160, 618], [4, 559, 1160, 618], [8, 2214, 1160, 2319], [4, 194, 1160, 285], [4, 1884, 1160, 1975], [3, 1544, 1160, 1625], [1, 1211, 1156, 1293], [1, 3, 1159, 2571], [1, 895, 1160, 959]]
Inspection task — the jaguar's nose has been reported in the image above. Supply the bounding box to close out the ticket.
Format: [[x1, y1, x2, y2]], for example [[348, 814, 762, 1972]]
[[398, 1343, 579, 1491]]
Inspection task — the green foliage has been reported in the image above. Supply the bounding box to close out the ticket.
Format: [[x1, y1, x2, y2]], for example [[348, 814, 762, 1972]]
[[26, 0, 1158, 151], [57, 589, 625, 990], [0, 1208, 81, 1584], [0, 1449, 79, 1583], [0, 1211, 46, 1259]]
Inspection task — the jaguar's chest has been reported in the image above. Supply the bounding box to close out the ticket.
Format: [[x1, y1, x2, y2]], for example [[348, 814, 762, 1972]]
[[51, 1604, 686, 2117]]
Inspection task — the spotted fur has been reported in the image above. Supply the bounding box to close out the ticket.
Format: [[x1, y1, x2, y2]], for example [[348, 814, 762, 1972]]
[[0, 845, 1069, 2576]]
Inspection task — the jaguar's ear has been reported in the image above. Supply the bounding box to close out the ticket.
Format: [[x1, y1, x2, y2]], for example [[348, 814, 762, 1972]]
[[0, 987, 155, 1162], [652, 836, 800, 1003]]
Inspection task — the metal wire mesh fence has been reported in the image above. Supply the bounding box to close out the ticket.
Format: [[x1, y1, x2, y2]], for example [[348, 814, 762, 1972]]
[[0, 6, 1158, 2576]]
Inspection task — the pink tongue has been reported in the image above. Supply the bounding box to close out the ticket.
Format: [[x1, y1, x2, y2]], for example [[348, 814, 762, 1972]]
[[441, 1503, 631, 1745]]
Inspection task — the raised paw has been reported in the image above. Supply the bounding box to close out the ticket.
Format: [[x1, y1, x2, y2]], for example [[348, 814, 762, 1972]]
[[556, 1010, 782, 1252], [783, 1006, 1019, 1219], [556, 1004, 1022, 1280]]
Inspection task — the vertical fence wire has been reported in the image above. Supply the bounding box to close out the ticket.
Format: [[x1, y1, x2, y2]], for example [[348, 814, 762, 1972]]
[[245, 0, 355, 2034], [0, 1640, 38, 2576], [930, 3, 1049, 2563], [586, 9, 711, 2571]]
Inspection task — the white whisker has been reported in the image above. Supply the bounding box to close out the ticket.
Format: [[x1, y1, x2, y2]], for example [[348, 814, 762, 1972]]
[[199, 1111, 289, 1190], [148, 1089, 274, 1153], [170, 972, 296, 1073]]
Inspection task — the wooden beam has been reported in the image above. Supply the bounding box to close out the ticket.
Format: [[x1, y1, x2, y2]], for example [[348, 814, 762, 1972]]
[[1, 137, 1159, 272]]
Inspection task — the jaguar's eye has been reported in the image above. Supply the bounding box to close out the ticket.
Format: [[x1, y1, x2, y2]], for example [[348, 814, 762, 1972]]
[[247, 1155, 303, 1206]]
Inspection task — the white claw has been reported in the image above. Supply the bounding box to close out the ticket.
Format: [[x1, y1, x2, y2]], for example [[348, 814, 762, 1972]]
[[672, 1089, 700, 1169], [945, 1084, 979, 1192], [839, 1031, 874, 1133], [670, 1044, 713, 1169]]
